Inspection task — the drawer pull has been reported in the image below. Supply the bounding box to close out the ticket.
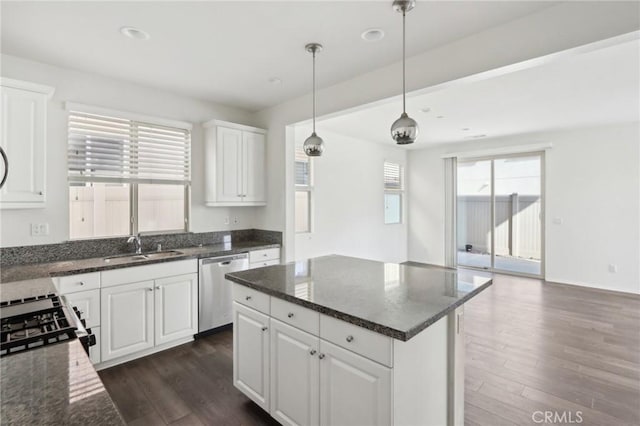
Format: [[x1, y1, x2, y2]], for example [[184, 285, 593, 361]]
[[318, 353, 325, 360], [245, 296, 252, 301], [79, 282, 85, 286], [287, 312, 294, 318], [263, 253, 268, 257], [346, 335, 354, 343], [261, 326, 268, 331]]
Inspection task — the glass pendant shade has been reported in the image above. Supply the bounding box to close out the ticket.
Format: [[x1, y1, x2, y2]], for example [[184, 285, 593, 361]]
[[391, 112, 419, 145], [303, 132, 324, 156]]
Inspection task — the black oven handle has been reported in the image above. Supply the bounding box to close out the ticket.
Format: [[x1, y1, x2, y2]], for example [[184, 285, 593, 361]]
[[0, 146, 7, 189]]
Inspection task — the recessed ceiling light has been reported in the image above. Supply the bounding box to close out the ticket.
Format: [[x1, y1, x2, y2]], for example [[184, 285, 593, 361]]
[[361, 28, 385, 42], [436, 115, 445, 119], [120, 26, 150, 40], [467, 134, 487, 139], [461, 128, 470, 131], [420, 107, 431, 113], [268, 77, 282, 85]]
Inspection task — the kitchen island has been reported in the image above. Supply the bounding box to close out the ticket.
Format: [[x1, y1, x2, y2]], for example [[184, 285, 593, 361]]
[[226, 255, 492, 426]]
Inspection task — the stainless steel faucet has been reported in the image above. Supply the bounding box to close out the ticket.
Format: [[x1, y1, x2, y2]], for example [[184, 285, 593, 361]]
[[127, 234, 142, 254]]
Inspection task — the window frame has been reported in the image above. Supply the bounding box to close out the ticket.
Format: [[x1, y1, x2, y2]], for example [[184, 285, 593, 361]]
[[384, 161, 404, 225]]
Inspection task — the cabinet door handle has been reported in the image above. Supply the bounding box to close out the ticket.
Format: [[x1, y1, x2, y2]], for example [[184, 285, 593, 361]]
[[79, 281, 85, 286], [318, 353, 325, 360], [346, 335, 354, 343], [245, 295, 252, 301], [310, 349, 317, 356], [156, 285, 161, 290], [147, 288, 153, 292], [287, 313, 294, 318], [261, 326, 268, 331]]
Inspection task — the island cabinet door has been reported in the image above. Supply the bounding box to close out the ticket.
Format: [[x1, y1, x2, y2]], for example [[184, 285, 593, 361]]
[[270, 319, 320, 426], [233, 301, 270, 411], [319, 340, 392, 426], [101, 280, 155, 362]]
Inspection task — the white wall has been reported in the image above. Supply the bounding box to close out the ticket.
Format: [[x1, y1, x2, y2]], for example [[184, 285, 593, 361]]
[[253, 2, 639, 261], [294, 127, 407, 263], [0, 54, 260, 247], [407, 123, 640, 294]]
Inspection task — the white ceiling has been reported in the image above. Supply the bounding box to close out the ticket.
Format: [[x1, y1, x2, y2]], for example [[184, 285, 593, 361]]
[[318, 38, 640, 147], [0, 1, 556, 112]]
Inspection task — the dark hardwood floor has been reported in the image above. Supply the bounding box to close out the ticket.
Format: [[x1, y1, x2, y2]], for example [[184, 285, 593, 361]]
[[99, 274, 640, 425]]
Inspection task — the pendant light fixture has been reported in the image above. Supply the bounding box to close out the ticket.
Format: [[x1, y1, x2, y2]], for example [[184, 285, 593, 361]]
[[390, 0, 418, 145], [303, 43, 324, 157]]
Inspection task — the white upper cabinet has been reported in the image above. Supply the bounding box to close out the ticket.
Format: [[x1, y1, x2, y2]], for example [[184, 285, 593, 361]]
[[0, 78, 54, 209], [204, 119, 266, 206]]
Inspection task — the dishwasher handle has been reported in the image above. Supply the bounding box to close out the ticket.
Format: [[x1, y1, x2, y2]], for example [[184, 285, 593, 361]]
[[200, 253, 248, 266]]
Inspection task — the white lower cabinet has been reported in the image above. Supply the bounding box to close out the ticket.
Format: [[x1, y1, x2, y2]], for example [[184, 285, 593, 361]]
[[63, 288, 100, 328], [319, 340, 391, 426], [101, 272, 198, 363], [233, 302, 270, 411], [101, 280, 155, 361], [270, 319, 320, 426], [155, 273, 198, 345]]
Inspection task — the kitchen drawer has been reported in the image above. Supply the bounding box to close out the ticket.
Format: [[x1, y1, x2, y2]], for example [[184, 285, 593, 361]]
[[320, 314, 393, 368], [232, 283, 270, 315], [249, 248, 280, 263], [271, 297, 319, 335], [56, 272, 100, 293], [101, 259, 197, 287], [64, 289, 100, 328], [249, 259, 280, 269]]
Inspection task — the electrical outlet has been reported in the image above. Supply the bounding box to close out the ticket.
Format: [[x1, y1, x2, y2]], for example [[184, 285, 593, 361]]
[[233, 217, 239, 224], [30, 223, 49, 236], [224, 216, 230, 225], [608, 264, 618, 273]]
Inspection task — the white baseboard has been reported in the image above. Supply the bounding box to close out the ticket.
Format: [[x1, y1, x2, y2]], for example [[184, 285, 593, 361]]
[[545, 276, 640, 296], [95, 336, 194, 371]]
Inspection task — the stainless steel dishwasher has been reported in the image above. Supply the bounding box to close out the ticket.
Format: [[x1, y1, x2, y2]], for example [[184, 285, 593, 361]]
[[199, 253, 249, 333]]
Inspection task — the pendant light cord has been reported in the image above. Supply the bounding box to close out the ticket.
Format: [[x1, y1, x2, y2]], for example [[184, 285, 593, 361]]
[[402, 9, 406, 114], [312, 49, 317, 133]]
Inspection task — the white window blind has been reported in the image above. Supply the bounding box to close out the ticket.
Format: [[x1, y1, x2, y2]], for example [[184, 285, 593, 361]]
[[295, 145, 310, 186], [384, 162, 403, 190], [68, 110, 191, 184]]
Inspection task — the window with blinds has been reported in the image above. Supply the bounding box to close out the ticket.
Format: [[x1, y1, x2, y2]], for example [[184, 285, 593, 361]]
[[67, 108, 191, 239], [295, 144, 312, 233], [384, 162, 403, 224], [384, 161, 403, 190], [68, 110, 190, 184]]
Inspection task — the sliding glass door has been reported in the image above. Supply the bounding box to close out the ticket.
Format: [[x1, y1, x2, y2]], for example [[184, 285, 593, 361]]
[[457, 153, 543, 277]]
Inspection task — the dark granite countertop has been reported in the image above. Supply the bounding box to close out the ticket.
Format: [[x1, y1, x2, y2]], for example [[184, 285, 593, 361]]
[[0, 339, 124, 425], [226, 255, 493, 341], [1, 240, 280, 283]]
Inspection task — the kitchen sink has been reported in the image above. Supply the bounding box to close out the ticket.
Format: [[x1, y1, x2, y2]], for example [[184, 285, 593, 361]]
[[104, 250, 184, 263]]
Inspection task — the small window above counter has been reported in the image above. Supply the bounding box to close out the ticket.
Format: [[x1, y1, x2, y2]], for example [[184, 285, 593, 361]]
[[203, 119, 266, 207]]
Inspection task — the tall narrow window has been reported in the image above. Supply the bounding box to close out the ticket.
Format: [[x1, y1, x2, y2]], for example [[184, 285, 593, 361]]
[[68, 108, 191, 239], [384, 162, 404, 224], [295, 144, 312, 233]]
